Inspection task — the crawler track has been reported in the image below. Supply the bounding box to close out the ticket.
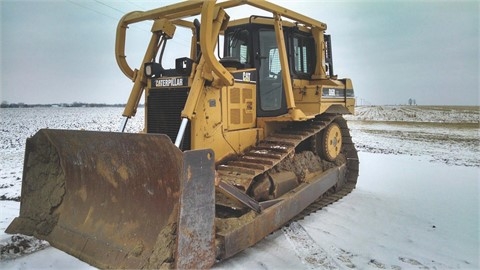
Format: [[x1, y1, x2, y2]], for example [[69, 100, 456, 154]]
[[294, 115, 359, 220], [216, 114, 359, 213]]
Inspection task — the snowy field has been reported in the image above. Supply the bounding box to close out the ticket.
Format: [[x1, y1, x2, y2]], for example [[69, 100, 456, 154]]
[[0, 105, 479, 269]]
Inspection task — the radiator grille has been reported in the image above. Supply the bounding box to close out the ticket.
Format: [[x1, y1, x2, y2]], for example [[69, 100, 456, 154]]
[[146, 88, 191, 150]]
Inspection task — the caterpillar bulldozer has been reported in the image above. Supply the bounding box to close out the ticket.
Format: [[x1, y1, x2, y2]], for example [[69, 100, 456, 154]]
[[6, 0, 358, 269]]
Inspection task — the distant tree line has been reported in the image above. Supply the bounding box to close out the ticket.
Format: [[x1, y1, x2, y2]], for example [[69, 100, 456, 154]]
[[0, 101, 144, 108]]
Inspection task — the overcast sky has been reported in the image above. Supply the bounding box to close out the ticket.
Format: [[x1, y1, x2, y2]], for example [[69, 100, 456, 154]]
[[1, 0, 479, 105]]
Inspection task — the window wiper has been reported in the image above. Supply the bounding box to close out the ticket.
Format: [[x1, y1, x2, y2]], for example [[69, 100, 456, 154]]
[[229, 28, 241, 48]]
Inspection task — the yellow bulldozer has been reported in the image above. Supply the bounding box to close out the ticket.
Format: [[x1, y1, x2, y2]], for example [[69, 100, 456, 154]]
[[6, 0, 358, 268]]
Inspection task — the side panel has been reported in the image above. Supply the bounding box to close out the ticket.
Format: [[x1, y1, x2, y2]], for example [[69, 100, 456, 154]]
[[226, 79, 256, 131], [292, 78, 355, 116], [191, 77, 261, 162], [190, 85, 234, 161]]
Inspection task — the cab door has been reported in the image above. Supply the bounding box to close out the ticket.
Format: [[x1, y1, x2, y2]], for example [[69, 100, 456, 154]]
[[256, 28, 288, 117]]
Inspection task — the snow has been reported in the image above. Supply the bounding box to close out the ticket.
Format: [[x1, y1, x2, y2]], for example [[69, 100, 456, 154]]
[[1, 106, 479, 269], [345, 106, 479, 167], [215, 153, 479, 270]]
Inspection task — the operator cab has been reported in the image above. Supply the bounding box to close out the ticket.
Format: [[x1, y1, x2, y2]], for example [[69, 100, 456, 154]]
[[222, 17, 317, 117]]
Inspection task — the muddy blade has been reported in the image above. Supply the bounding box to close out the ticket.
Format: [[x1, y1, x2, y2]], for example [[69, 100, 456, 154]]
[[6, 129, 215, 269]]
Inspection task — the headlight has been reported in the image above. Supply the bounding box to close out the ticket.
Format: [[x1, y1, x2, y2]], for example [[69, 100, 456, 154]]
[[144, 62, 163, 78], [145, 64, 153, 77]]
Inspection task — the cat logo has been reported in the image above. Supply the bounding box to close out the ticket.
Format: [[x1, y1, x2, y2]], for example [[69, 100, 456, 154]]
[[242, 72, 251, 82], [154, 77, 186, 88]]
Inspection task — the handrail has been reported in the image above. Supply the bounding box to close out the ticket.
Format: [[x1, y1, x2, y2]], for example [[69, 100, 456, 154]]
[[115, 1, 204, 81]]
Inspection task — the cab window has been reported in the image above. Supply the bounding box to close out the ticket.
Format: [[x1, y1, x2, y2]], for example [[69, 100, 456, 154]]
[[225, 29, 250, 65], [292, 34, 315, 77]]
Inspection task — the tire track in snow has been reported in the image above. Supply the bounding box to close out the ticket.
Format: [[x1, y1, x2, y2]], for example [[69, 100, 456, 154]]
[[282, 221, 340, 269]]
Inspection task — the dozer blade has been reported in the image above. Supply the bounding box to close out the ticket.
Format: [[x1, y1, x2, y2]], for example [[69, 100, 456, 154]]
[[6, 129, 216, 269]]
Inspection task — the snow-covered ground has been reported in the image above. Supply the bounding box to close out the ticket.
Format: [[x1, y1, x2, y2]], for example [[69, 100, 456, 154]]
[[345, 106, 479, 167], [1, 106, 479, 269]]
